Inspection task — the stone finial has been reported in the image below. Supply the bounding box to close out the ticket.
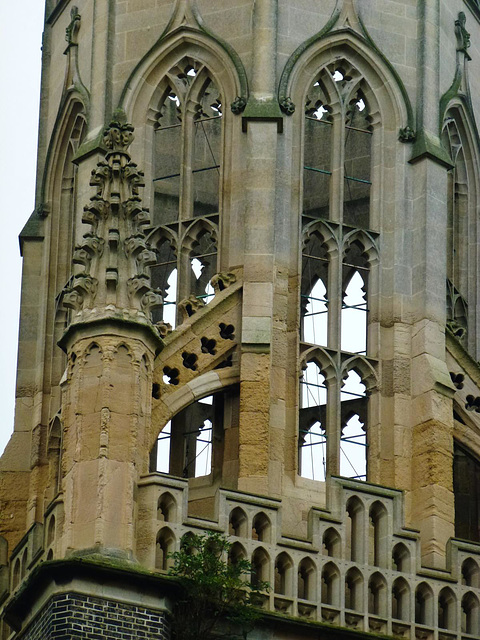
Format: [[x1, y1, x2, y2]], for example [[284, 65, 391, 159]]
[[62, 120, 162, 329], [65, 6, 81, 46], [455, 12, 471, 58], [103, 118, 135, 154]]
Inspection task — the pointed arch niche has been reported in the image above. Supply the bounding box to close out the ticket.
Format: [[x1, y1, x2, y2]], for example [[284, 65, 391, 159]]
[[36, 98, 87, 436], [442, 107, 479, 354]]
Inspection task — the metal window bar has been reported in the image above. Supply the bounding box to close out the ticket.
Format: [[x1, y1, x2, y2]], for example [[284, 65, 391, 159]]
[[155, 116, 222, 133], [302, 293, 328, 303], [302, 254, 329, 263], [345, 124, 372, 135], [304, 166, 331, 176], [303, 384, 326, 408], [153, 165, 220, 182], [196, 119, 221, 176], [184, 427, 213, 437], [341, 435, 367, 445], [344, 175, 372, 185], [342, 262, 369, 272], [341, 302, 368, 311], [301, 380, 327, 392], [340, 388, 366, 400], [300, 428, 326, 439], [305, 116, 333, 123]]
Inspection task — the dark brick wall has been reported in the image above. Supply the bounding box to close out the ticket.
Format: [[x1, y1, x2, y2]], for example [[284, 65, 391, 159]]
[[21, 593, 170, 640]]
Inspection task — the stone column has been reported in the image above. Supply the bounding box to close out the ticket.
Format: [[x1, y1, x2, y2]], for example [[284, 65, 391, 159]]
[[408, 0, 455, 567], [238, 0, 279, 495]]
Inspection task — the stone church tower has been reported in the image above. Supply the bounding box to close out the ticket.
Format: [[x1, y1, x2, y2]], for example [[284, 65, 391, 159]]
[[2, 0, 480, 637]]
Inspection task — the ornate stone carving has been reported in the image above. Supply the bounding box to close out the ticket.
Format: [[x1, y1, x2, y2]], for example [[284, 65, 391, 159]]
[[177, 295, 205, 322], [62, 118, 162, 328], [210, 271, 237, 294], [231, 96, 247, 114], [455, 12, 471, 57], [398, 126, 416, 143], [279, 96, 296, 115], [65, 6, 81, 46]]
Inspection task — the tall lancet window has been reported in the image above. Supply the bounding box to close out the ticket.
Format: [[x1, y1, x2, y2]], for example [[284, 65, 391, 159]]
[[149, 60, 222, 327], [299, 61, 378, 482], [442, 115, 471, 346]]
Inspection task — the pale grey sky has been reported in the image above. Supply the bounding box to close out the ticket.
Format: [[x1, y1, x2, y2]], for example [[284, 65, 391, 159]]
[[0, 4, 44, 454]]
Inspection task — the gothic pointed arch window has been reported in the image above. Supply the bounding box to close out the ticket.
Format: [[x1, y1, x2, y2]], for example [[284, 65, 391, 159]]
[[150, 386, 240, 480], [442, 112, 476, 349], [299, 60, 379, 482], [149, 59, 222, 328]]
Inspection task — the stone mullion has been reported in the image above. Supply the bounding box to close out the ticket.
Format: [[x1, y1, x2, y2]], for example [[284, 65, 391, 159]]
[[326, 372, 341, 477], [180, 106, 196, 222], [329, 112, 344, 224], [327, 248, 341, 353]]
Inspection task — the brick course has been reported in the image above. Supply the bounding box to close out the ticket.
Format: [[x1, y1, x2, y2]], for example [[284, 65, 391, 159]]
[[21, 594, 170, 640]]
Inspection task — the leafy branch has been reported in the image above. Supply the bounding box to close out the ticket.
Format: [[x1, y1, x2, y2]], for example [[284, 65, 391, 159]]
[[168, 531, 269, 640]]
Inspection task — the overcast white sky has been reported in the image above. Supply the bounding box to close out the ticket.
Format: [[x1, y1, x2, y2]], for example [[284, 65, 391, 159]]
[[0, 4, 44, 454]]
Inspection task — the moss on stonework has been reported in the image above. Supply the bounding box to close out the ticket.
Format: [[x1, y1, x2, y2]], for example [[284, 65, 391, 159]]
[[409, 128, 454, 168]]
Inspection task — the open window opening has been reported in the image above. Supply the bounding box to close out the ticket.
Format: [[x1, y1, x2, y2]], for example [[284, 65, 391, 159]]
[[368, 572, 387, 617], [152, 62, 223, 225], [415, 583, 433, 626], [462, 558, 480, 587], [151, 239, 177, 327], [157, 492, 176, 522], [392, 542, 410, 573], [303, 78, 332, 220], [274, 553, 293, 596], [392, 577, 410, 621], [150, 388, 235, 479], [229, 507, 248, 537], [298, 557, 316, 601], [346, 496, 365, 563], [322, 527, 341, 557], [189, 230, 217, 304], [299, 361, 327, 481], [192, 82, 222, 218], [251, 547, 269, 587], [369, 501, 388, 568], [453, 442, 480, 542], [321, 562, 340, 606], [340, 371, 367, 480], [462, 592, 479, 635], [341, 242, 369, 354], [442, 115, 470, 347], [156, 527, 175, 571], [301, 231, 329, 347], [345, 567, 364, 612], [252, 512, 271, 543], [343, 90, 373, 229], [438, 587, 456, 631]]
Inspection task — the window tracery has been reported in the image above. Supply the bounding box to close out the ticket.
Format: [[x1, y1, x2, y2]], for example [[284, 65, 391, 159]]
[[149, 59, 222, 328], [299, 60, 379, 483]]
